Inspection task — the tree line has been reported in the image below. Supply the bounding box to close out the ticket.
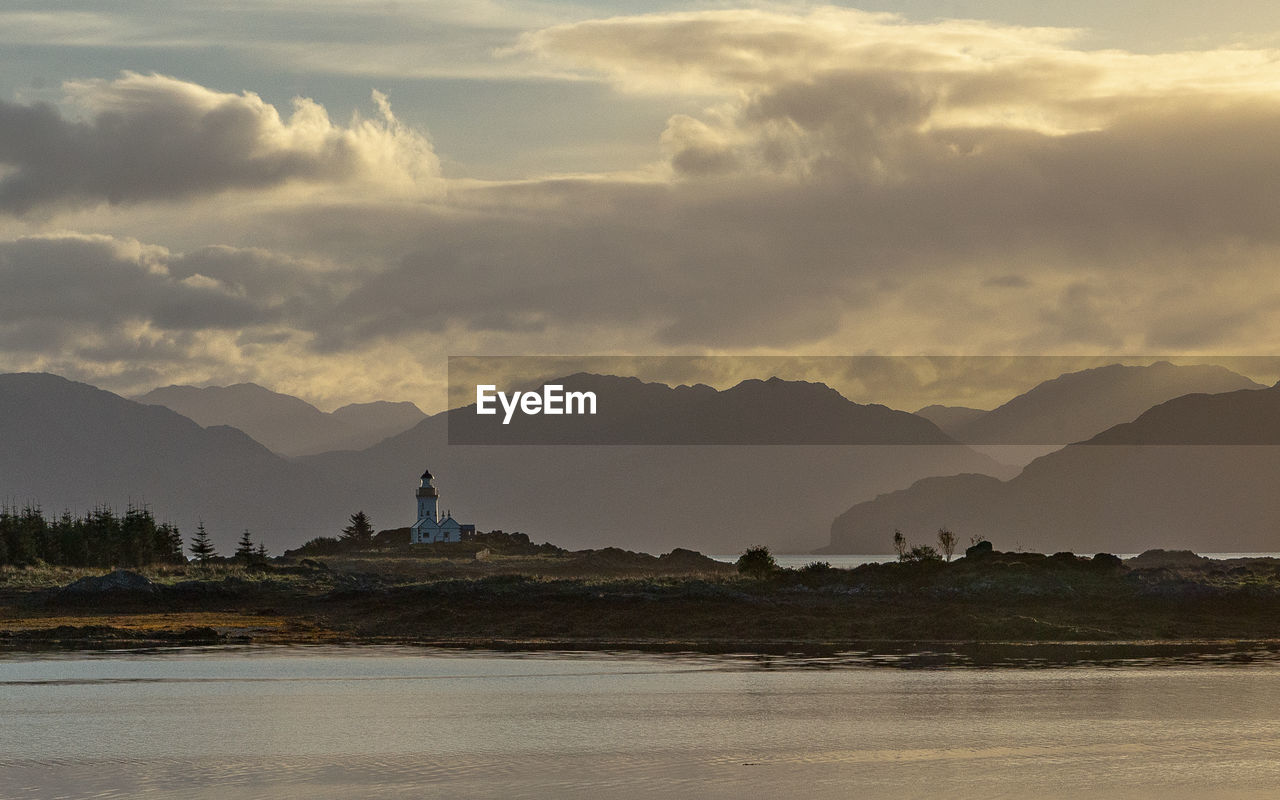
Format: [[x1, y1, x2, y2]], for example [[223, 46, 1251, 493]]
[[0, 505, 185, 567], [0, 505, 271, 567]]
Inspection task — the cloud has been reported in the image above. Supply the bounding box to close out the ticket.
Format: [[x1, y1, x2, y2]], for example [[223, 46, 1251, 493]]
[[0, 72, 441, 213], [0, 234, 337, 349], [13, 9, 1280, 408]]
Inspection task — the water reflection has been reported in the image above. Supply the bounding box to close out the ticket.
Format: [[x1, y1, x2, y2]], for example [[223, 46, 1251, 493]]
[[3, 645, 1279, 799]]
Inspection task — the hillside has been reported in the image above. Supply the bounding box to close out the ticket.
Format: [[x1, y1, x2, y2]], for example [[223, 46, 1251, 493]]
[[948, 361, 1262, 444], [0, 373, 358, 553], [824, 383, 1280, 554], [137, 383, 424, 457]]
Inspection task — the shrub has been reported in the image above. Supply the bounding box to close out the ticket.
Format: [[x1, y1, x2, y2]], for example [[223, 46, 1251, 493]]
[[736, 545, 778, 579]]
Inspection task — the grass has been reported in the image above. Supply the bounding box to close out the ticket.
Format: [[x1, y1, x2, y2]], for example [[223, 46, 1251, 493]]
[[7, 549, 1280, 650]]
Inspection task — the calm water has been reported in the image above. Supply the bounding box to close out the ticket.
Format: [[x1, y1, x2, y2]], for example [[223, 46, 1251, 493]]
[[710, 553, 1280, 569], [3, 646, 1280, 799]]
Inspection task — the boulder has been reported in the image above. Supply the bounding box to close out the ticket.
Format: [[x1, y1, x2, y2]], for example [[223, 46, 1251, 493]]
[[55, 570, 160, 604], [964, 540, 994, 559]]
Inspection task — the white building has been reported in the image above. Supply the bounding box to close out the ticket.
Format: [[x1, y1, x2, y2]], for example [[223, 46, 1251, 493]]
[[410, 468, 476, 544]]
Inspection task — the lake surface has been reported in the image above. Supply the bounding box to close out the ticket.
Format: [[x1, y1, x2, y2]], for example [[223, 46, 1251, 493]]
[[3, 646, 1280, 799], [710, 553, 1280, 569]]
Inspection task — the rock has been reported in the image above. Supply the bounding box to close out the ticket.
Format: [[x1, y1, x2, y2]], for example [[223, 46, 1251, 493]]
[[55, 570, 160, 604], [172, 626, 222, 642], [1090, 553, 1126, 572], [1125, 549, 1209, 569], [964, 540, 993, 559], [657, 548, 733, 573]]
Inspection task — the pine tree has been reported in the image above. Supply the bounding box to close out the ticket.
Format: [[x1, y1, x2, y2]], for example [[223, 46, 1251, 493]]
[[235, 529, 255, 561], [189, 522, 218, 562], [340, 511, 374, 548], [163, 523, 186, 563], [255, 542, 269, 560]]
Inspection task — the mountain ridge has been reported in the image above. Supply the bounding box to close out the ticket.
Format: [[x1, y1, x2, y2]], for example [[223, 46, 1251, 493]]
[[823, 383, 1280, 554]]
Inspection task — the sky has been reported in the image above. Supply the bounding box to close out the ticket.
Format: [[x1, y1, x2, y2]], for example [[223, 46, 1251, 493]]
[[4, 1, 1280, 412]]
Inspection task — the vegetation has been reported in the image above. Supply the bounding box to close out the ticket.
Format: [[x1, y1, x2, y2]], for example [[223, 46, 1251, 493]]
[[340, 511, 374, 547], [736, 545, 778, 578], [6, 542, 1280, 650], [189, 523, 218, 562], [289, 526, 564, 559], [234, 530, 256, 561], [937, 529, 957, 561], [891, 529, 944, 563], [0, 505, 185, 568]]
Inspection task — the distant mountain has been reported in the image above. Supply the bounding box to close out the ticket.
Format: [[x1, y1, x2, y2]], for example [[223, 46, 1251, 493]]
[[137, 383, 425, 457], [914, 405, 986, 436], [823, 383, 1280, 554], [0, 371, 1012, 556], [452, 373, 957, 444], [306, 374, 1013, 553], [1, 373, 359, 554], [947, 361, 1262, 445], [330, 401, 425, 445]]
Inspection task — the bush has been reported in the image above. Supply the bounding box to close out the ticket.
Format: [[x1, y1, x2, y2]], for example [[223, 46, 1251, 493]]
[[736, 545, 778, 579], [902, 545, 943, 563]]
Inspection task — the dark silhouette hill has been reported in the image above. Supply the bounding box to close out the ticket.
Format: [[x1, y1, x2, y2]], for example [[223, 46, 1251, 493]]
[[306, 374, 1011, 553], [0, 373, 358, 554], [137, 383, 424, 456], [947, 361, 1262, 444], [823, 383, 1280, 555]]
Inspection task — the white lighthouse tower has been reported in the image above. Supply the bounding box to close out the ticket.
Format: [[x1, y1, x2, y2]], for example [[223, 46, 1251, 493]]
[[415, 468, 439, 526], [410, 468, 475, 544]]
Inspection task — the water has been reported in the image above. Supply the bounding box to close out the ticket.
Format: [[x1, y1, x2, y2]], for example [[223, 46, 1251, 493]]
[[3, 646, 1280, 799], [709, 553, 1280, 569]]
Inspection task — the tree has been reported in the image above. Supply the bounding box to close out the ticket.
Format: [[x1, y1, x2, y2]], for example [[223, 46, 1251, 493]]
[[736, 545, 778, 579], [893, 529, 907, 559], [937, 528, 957, 562], [189, 522, 217, 562], [235, 529, 256, 561], [340, 511, 374, 547], [255, 543, 269, 560], [162, 523, 186, 564]]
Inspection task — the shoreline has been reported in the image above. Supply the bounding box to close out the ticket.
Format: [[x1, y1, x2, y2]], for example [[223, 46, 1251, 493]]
[[7, 547, 1280, 659], [7, 627, 1280, 669]]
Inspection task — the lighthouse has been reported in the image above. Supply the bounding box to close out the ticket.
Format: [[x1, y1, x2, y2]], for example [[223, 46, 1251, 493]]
[[410, 468, 475, 544], [415, 469, 439, 526]]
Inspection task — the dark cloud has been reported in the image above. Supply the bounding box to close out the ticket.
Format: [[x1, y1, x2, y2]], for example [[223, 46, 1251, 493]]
[[0, 73, 438, 214], [0, 235, 329, 359], [984, 275, 1030, 288]]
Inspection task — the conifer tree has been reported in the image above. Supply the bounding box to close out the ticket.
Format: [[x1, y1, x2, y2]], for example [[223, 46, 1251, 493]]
[[189, 522, 218, 562], [235, 529, 255, 561], [340, 511, 374, 547], [163, 523, 186, 563]]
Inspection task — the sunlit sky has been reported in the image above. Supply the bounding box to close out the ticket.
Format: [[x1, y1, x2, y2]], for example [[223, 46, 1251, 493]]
[[4, 1, 1280, 411]]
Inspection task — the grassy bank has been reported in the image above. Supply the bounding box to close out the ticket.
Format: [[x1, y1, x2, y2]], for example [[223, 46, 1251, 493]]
[[3, 548, 1280, 650]]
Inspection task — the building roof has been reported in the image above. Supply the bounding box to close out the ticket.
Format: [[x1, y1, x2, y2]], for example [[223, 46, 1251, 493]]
[[420, 468, 434, 481]]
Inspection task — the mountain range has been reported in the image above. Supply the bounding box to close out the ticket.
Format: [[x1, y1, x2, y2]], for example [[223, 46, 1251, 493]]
[[451, 372, 955, 444], [916, 362, 1262, 444], [0, 373, 359, 553], [1, 371, 1005, 554], [136, 383, 425, 457], [7, 360, 1280, 556], [824, 382, 1280, 554], [304, 373, 1006, 553]]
